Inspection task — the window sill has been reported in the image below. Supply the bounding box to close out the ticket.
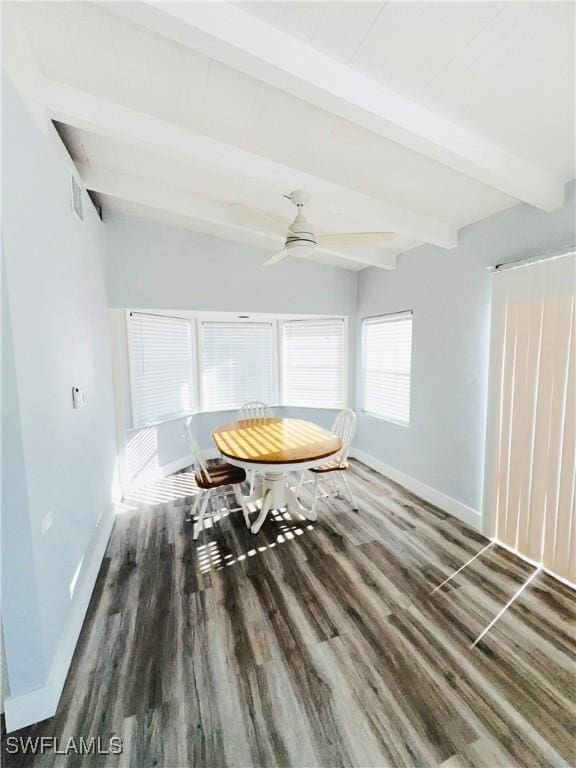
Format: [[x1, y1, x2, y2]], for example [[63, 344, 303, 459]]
[[361, 410, 410, 429], [126, 404, 347, 431], [281, 404, 345, 410], [127, 411, 197, 432]]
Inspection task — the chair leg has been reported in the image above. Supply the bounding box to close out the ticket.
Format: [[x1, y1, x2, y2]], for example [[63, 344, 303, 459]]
[[234, 483, 251, 529], [296, 472, 305, 499], [186, 492, 201, 522], [329, 474, 339, 497], [249, 469, 255, 496], [194, 490, 212, 540], [341, 472, 358, 511]]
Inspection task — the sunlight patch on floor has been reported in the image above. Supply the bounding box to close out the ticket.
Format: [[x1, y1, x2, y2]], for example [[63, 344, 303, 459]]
[[471, 567, 541, 648], [196, 509, 315, 574]]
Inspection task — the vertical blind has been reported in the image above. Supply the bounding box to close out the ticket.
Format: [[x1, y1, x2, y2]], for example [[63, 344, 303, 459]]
[[484, 252, 575, 583], [201, 322, 274, 411], [282, 319, 345, 408], [362, 312, 413, 425], [128, 312, 195, 427]]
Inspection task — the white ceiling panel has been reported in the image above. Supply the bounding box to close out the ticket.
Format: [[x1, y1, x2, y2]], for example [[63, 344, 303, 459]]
[[420, 2, 576, 177], [55, 122, 419, 252], [236, 1, 387, 62], [8, 0, 574, 269], [348, 2, 506, 96], [233, 1, 289, 28], [22, 0, 516, 227], [238, 0, 575, 180], [307, 3, 386, 63]]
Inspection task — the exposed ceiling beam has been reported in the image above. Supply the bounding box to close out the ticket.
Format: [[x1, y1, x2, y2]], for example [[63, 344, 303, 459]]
[[102, 1, 564, 212], [44, 80, 456, 249], [77, 164, 398, 270]]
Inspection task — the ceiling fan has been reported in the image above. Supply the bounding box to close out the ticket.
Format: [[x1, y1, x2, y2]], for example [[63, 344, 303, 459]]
[[233, 190, 395, 266]]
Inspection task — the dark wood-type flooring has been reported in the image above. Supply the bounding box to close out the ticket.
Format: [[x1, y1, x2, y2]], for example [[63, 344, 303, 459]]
[[3, 460, 575, 767]]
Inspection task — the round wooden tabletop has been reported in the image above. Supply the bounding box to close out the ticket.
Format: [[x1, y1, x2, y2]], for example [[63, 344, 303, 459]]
[[213, 417, 342, 465]]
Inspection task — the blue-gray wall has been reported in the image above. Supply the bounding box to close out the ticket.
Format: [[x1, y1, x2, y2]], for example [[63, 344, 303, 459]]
[[104, 211, 357, 317], [2, 76, 118, 702], [354, 181, 575, 513], [104, 216, 358, 491], [105, 185, 575, 509]]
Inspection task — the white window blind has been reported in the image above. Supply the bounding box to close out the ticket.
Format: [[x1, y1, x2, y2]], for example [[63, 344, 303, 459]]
[[201, 322, 274, 411], [362, 312, 412, 426], [128, 312, 195, 427], [282, 319, 346, 408]]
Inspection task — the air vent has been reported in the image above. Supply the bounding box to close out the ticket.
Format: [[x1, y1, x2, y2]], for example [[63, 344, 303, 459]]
[[70, 174, 83, 222]]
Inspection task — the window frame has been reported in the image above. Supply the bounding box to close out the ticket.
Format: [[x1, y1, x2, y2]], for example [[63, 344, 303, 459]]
[[280, 317, 348, 409], [361, 310, 413, 427], [125, 311, 349, 425], [197, 318, 278, 413], [127, 310, 197, 429]]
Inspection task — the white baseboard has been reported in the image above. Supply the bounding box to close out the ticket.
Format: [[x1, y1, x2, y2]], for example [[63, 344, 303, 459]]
[[4, 505, 115, 732], [349, 448, 482, 530]]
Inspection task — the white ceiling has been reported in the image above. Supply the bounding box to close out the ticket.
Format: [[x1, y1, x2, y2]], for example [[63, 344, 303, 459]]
[[4, 1, 575, 270], [237, 1, 575, 177]]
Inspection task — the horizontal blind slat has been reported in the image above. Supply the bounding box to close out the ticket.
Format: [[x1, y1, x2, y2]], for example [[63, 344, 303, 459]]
[[129, 313, 195, 426], [201, 322, 273, 410], [282, 319, 345, 408], [362, 314, 412, 425]]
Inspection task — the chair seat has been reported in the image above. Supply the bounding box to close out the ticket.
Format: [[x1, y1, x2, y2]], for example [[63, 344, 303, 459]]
[[195, 462, 246, 489], [310, 460, 348, 474]]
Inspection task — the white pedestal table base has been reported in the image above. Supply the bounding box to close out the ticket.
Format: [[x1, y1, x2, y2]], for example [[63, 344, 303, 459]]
[[243, 471, 318, 534]]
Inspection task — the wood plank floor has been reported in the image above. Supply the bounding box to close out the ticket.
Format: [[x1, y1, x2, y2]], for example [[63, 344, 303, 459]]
[[3, 460, 575, 768]]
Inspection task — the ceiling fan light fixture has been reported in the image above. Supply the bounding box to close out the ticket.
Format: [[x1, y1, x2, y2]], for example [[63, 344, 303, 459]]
[[241, 189, 396, 266], [285, 240, 315, 258]]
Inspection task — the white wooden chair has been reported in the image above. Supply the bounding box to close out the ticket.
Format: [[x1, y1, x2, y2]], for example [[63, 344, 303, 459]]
[[237, 401, 274, 494], [295, 409, 358, 517], [237, 401, 273, 421], [185, 422, 250, 540]]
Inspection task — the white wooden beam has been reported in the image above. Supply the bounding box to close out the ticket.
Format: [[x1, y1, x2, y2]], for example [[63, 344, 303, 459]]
[[44, 80, 455, 249], [103, 1, 565, 211], [77, 165, 397, 270]]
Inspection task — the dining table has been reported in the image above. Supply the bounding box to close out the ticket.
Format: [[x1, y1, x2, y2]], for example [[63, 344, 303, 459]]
[[213, 417, 343, 534]]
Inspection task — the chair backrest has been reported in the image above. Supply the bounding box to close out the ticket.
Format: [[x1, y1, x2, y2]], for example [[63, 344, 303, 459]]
[[185, 419, 212, 482], [237, 401, 273, 421], [331, 409, 357, 462]]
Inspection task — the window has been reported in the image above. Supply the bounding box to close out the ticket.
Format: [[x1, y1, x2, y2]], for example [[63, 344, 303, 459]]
[[128, 312, 195, 427], [126, 313, 349, 424], [362, 312, 412, 426], [201, 322, 274, 411], [282, 319, 346, 408]]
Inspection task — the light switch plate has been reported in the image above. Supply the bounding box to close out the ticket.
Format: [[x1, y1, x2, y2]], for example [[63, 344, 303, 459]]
[[72, 387, 87, 409]]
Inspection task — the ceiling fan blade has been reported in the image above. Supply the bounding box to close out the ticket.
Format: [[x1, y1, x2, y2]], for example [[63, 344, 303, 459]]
[[316, 232, 395, 246], [263, 249, 289, 267], [229, 203, 287, 235]]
